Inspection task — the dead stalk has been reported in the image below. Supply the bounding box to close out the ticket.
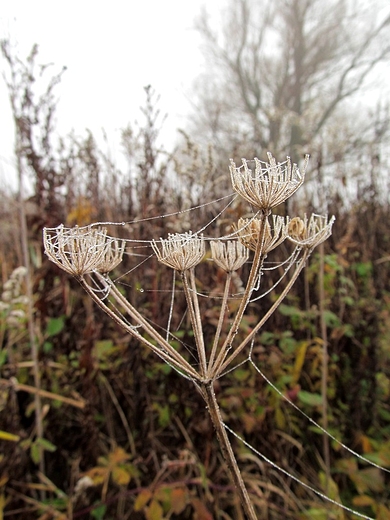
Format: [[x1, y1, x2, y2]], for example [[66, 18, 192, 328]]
[[201, 382, 258, 520], [43, 153, 333, 519]]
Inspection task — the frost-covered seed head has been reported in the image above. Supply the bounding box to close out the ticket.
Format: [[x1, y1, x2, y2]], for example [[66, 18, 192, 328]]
[[210, 240, 249, 272], [43, 225, 125, 277], [151, 232, 205, 271], [230, 153, 308, 210], [234, 215, 289, 254], [288, 214, 335, 249]]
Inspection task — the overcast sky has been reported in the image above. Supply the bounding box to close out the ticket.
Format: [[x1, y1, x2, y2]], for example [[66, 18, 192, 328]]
[[0, 0, 222, 189]]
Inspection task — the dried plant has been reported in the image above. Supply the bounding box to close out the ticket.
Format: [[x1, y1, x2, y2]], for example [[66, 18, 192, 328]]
[[43, 153, 334, 519]]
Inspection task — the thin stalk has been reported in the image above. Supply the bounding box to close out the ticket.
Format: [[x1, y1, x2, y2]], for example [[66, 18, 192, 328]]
[[211, 212, 269, 374], [17, 139, 45, 498], [208, 271, 232, 372], [202, 382, 257, 520], [189, 269, 207, 376], [215, 248, 310, 377], [105, 275, 196, 374], [319, 243, 331, 502], [181, 269, 207, 377], [79, 276, 199, 380]]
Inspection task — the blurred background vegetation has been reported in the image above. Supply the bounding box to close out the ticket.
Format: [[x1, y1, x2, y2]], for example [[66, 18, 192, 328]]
[[0, 0, 390, 518]]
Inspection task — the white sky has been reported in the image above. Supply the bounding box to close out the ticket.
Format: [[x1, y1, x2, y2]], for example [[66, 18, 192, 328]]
[[0, 0, 222, 190]]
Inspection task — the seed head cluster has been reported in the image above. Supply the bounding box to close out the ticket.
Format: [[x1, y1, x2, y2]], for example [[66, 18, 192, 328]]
[[43, 224, 125, 277], [210, 240, 249, 272], [151, 232, 205, 272], [288, 214, 335, 249], [229, 152, 308, 211]]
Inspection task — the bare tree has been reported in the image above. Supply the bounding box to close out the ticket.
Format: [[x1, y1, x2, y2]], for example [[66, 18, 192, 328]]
[[192, 0, 390, 162]]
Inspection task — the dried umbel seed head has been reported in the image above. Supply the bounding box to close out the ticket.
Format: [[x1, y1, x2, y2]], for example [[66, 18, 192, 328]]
[[234, 215, 289, 254], [287, 214, 335, 249], [43, 225, 125, 277], [96, 237, 126, 274], [210, 240, 249, 272], [288, 217, 306, 241], [230, 152, 308, 211], [151, 232, 205, 272]]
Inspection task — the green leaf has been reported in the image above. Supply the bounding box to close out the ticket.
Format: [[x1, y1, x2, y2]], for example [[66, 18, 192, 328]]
[[233, 368, 249, 382], [43, 341, 53, 354], [0, 350, 7, 367], [30, 442, 40, 464], [298, 391, 323, 407], [91, 504, 107, 520], [300, 508, 332, 519], [323, 310, 341, 328], [37, 437, 57, 452], [45, 316, 65, 337]]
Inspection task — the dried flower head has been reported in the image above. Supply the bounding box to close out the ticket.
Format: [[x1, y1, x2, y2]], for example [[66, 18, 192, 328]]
[[210, 240, 249, 272], [230, 152, 308, 210], [151, 232, 205, 271], [96, 237, 126, 274], [43, 225, 125, 277], [288, 214, 335, 249], [234, 215, 289, 254]]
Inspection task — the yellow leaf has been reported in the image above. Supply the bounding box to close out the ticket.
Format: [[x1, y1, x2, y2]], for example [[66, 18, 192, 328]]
[[83, 467, 107, 485], [352, 495, 375, 507], [349, 467, 384, 494], [134, 489, 152, 511], [112, 466, 131, 486], [0, 493, 8, 516], [359, 434, 373, 454], [108, 446, 131, 465], [145, 499, 163, 520], [292, 340, 310, 385], [275, 405, 286, 429], [376, 504, 390, 520], [0, 431, 20, 442]]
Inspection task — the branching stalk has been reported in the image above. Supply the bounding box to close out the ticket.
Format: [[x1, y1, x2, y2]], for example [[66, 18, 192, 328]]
[[211, 211, 269, 373], [103, 275, 196, 374], [215, 248, 311, 377], [79, 276, 199, 380]]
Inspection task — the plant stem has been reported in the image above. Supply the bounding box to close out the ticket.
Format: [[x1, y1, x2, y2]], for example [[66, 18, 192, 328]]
[[17, 133, 45, 499], [182, 269, 207, 376], [211, 212, 269, 375], [216, 248, 310, 377], [319, 243, 331, 502], [80, 275, 199, 380], [201, 381, 257, 520], [208, 271, 232, 372]]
